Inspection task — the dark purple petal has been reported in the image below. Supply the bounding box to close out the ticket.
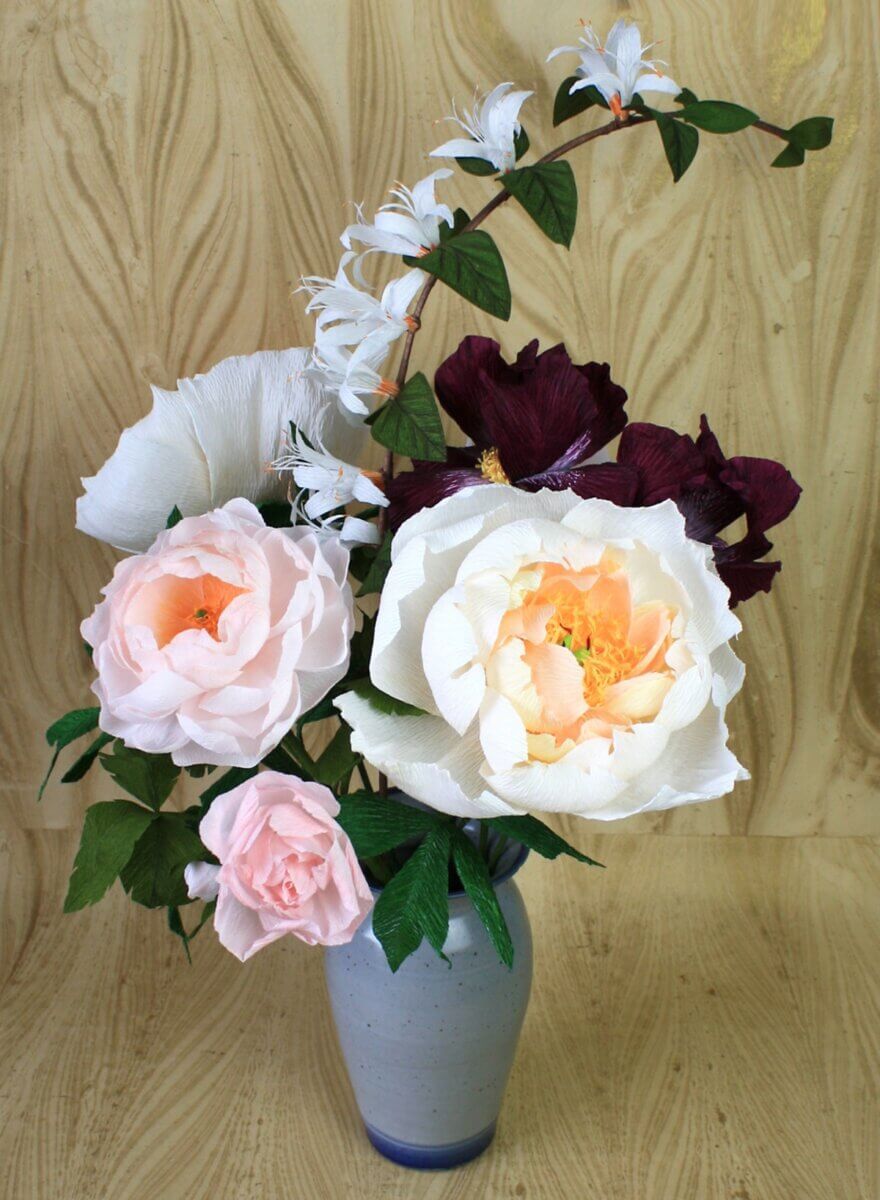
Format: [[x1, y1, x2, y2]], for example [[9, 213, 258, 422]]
[[677, 481, 744, 542], [434, 336, 512, 448], [717, 557, 782, 606], [616, 422, 705, 504], [720, 456, 802, 534], [386, 463, 485, 530], [521, 462, 640, 505]]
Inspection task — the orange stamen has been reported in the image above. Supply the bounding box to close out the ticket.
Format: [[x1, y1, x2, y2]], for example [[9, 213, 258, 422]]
[[374, 379, 399, 399]]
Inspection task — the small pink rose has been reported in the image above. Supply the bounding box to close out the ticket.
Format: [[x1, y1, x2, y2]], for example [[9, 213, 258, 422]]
[[186, 771, 373, 960], [81, 499, 354, 767]]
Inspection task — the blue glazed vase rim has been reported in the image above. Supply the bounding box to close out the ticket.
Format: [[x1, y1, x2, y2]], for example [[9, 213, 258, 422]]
[[366, 841, 530, 899]]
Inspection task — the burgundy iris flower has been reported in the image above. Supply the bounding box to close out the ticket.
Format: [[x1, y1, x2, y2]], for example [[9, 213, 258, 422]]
[[386, 336, 633, 527], [617, 417, 802, 606]]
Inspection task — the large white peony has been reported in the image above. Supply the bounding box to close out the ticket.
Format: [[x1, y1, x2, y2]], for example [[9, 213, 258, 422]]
[[337, 486, 748, 820], [76, 348, 366, 553]]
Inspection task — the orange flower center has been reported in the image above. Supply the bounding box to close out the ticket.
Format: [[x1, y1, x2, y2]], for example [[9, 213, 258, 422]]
[[129, 573, 249, 647]]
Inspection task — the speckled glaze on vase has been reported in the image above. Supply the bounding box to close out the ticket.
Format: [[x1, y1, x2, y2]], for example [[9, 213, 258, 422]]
[[324, 839, 532, 1170]]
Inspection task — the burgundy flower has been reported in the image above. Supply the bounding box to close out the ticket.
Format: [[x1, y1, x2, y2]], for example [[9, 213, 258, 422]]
[[617, 416, 801, 605], [387, 337, 634, 527]]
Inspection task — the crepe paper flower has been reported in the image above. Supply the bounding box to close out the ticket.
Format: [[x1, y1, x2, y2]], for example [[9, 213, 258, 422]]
[[300, 253, 426, 350], [341, 169, 455, 259], [616, 418, 801, 605], [82, 499, 354, 767], [76, 349, 366, 554], [387, 337, 632, 528], [547, 19, 679, 118], [430, 83, 533, 174], [273, 426, 387, 523], [185, 771, 372, 960], [336, 487, 747, 820], [306, 328, 400, 421]]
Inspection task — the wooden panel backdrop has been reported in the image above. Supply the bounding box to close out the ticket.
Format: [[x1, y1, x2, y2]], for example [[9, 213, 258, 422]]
[[1, 2, 878, 1198]]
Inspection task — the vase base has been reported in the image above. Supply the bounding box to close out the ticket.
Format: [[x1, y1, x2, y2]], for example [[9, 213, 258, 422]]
[[363, 1121, 497, 1170]]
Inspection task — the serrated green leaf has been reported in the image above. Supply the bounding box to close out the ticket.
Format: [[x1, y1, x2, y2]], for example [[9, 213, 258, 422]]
[[337, 790, 447, 858], [452, 831, 514, 967], [64, 800, 154, 912], [356, 531, 393, 596], [99, 742, 180, 810], [120, 813, 208, 909], [350, 678, 427, 717], [166, 506, 183, 528], [372, 825, 452, 971], [405, 230, 511, 320], [486, 815, 603, 866], [167, 897, 216, 962], [367, 372, 447, 462], [311, 722, 359, 786], [553, 77, 607, 126], [39, 707, 102, 800], [786, 116, 833, 150], [59, 732, 114, 784], [199, 765, 258, 812], [678, 100, 757, 133], [501, 160, 578, 247], [772, 142, 806, 168], [653, 111, 700, 182]]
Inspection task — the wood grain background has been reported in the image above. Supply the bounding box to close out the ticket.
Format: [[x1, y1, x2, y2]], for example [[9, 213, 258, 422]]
[[1, 2, 878, 1197]]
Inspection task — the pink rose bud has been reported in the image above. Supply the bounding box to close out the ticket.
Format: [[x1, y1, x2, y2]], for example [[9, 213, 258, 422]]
[[186, 771, 373, 960]]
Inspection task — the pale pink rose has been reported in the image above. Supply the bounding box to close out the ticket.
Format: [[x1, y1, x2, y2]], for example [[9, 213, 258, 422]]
[[81, 498, 354, 767], [185, 771, 373, 959]]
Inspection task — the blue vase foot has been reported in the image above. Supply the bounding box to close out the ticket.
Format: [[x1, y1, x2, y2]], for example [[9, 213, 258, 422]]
[[363, 1121, 497, 1170]]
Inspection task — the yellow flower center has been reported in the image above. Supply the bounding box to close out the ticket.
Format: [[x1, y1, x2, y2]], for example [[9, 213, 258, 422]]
[[477, 447, 510, 484]]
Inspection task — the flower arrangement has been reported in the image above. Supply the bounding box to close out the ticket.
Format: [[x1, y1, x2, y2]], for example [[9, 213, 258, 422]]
[[43, 20, 830, 974]]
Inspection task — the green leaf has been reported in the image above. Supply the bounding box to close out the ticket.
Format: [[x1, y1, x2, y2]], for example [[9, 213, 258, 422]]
[[367, 372, 447, 462], [486, 815, 603, 866], [166, 506, 183, 528], [514, 125, 529, 160], [348, 613, 376, 679], [772, 142, 806, 168], [59, 732, 113, 784], [167, 898, 216, 962], [456, 126, 528, 175], [675, 87, 700, 106], [199, 765, 258, 812], [452, 831, 514, 967], [678, 100, 757, 133], [653, 111, 700, 182], [553, 77, 607, 126], [786, 116, 833, 150], [439, 208, 471, 242], [372, 825, 452, 971], [99, 742, 180, 810], [356, 531, 393, 597], [501, 161, 578, 248], [311, 722, 359, 787], [40, 707, 101, 800], [350, 678, 427, 717], [63, 800, 154, 912], [184, 763, 215, 779], [120, 813, 208, 909], [337, 790, 447, 858], [405, 230, 511, 320]]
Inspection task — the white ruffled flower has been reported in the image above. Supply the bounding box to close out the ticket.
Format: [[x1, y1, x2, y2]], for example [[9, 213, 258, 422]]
[[306, 329, 399, 421], [430, 83, 533, 174], [337, 487, 748, 821], [341, 170, 455, 260], [547, 19, 679, 117], [76, 349, 365, 554], [300, 253, 425, 350]]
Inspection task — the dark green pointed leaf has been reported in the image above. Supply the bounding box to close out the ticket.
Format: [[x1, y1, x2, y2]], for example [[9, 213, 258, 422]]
[[675, 87, 699, 106], [199, 765, 258, 812], [167, 906, 193, 963], [356, 531, 393, 596], [654, 111, 699, 182], [372, 825, 452, 971], [166, 506, 183, 528], [553, 77, 607, 125], [99, 742, 180, 810], [120, 812, 208, 909], [184, 763, 215, 778], [63, 800, 154, 912], [678, 100, 758, 133], [59, 732, 113, 784], [501, 160, 578, 247], [405, 230, 511, 320], [514, 125, 529, 160], [452, 831, 514, 967], [486, 815, 603, 866], [311, 722, 359, 787], [772, 142, 806, 168], [39, 707, 102, 800], [367, 372, 447, 462], [337, 790, 447, 858], [349, 678, 427, 717], [439, 207, 471, 242], [786, 116, 834, 150]]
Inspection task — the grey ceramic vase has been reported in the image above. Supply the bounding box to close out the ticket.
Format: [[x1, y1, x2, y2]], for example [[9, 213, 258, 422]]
[[324, 836, 532, 1170]]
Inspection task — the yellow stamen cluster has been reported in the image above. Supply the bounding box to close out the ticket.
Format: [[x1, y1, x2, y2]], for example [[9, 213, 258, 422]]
[[477, 446, 511, 485], [541, 588, 644, 708]]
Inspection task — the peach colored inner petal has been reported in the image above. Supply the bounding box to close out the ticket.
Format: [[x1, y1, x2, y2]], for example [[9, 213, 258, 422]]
[[129, 573, 249, 647]]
